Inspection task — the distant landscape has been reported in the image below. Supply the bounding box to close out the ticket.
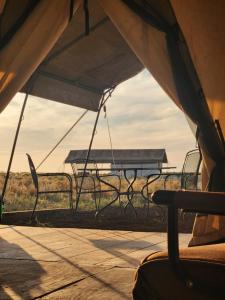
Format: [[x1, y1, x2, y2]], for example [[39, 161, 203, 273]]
[[0, 172, 71, 212], [0, 172, 185, 212]]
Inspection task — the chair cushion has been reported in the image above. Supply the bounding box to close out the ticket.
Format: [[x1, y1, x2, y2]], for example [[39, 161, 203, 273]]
[[133, 243, 225, 300]]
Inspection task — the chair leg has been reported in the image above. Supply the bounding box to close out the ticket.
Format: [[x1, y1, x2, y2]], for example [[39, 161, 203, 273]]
[[118, 195, 124, 215], [31, 193, 39, 221], [146, 192, 151, 218], [74, 193, 79, 212], [97, 192, 102, 212], [93, 192, 99, 213], [69, 191, 73, 211], [147, 198, 150, 218], [96, 181, 102, 213]]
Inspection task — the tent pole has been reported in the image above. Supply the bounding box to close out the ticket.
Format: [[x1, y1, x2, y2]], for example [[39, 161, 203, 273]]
[[36, 109, 88, 170], [0, 92, 29, 222], [74, 97, 104, 212], [75, 89, 114, 212]]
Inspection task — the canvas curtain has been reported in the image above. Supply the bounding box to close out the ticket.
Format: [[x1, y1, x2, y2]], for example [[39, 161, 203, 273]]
[[0, 0, 82, 113], [0, 0, 6, 14], [172, 0, 225, 245], [99, 0, 225, 245]]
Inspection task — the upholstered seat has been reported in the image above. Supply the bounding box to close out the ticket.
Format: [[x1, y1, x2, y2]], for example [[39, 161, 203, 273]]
[[133, 190, 225, 300], [133, 241, 225, 300]]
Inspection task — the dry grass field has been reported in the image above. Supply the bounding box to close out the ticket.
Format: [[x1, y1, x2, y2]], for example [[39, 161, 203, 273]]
[[0, 172, 184, 212]]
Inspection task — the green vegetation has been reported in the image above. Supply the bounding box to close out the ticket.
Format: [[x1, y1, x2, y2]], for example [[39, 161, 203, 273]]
[[0, 172, 70, 212], [0, 172, 181, 212]]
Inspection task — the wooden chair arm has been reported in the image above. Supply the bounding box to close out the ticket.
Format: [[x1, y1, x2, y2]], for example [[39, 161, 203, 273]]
[[152, 190, 225, 215], [152, 189, 225, 277]]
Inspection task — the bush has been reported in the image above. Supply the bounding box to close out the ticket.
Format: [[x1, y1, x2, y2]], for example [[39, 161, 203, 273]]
[[0, 172, 186, 212]]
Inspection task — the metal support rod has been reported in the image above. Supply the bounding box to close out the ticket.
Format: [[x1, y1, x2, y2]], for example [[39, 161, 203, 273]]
[[75, 89, 114, 212], [104, 105, 115, 166], [36, 109, 88, 170], [0, 92, 29, 221]]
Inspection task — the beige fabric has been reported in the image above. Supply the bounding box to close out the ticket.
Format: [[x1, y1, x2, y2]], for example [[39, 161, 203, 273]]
[[171, 0, 225, 246], [0, 0, 30, 36], [190, 215, 225, 247], [190, 159, 225, 246], [133, 244, 225, 300], [145, 243, 225, 264], [172, 0, 225, 176], [100, 0, 225, 246], [0, 0, 224, 243], [22, 0, 143, 111], [0, 0, 6, 14], [0, 0, 81, 112], [98, 0, 180, 109], [172, 0, 225, 139]]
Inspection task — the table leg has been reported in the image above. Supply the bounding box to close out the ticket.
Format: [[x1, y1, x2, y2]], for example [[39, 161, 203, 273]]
[[95, 170, 120, 218], [123, 169, 137, 217], [141, 173, 161, 217]]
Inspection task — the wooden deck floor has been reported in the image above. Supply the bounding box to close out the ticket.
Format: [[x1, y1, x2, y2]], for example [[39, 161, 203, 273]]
[[0, 225, 191, 299]]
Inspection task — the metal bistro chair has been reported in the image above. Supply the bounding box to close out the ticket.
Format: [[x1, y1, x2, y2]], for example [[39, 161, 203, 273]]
[[26, 154, 73, 220], [141, 149, 202, 219], [71, 162, 100, 212], [164, 149, 202, 191]]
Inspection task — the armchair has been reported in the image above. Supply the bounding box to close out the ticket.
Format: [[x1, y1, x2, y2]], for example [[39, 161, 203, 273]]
[[133, 190, 225, 299]]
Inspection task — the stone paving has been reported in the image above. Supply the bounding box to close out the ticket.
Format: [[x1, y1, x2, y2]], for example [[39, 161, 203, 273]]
[[0, 225, 191, 299]]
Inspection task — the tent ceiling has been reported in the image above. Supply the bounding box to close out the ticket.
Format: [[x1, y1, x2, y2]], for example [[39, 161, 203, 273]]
[[21, 1, 143, 111]]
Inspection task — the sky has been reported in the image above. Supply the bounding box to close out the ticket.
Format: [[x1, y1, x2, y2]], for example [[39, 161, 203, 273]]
[[0, 69, 196, 173]]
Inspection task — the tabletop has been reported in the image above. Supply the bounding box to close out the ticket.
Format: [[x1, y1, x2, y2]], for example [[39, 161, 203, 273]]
[[77, 166, 176, 172]]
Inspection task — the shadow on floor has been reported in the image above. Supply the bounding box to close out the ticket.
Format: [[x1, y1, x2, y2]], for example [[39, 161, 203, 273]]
[[0, 236, 45, 299], [3, 208, 195, 233], [90, 238, 163, 267], [9, 227, 132, 299]]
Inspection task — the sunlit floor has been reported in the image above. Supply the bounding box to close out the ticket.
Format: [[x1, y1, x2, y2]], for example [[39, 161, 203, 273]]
[[0, 225, 191, 299]]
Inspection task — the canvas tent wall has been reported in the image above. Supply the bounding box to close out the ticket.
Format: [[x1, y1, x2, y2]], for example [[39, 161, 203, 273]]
[[0, 0, 143, 112], [0, 0, 225, 245], [99, 0, 225, 246]]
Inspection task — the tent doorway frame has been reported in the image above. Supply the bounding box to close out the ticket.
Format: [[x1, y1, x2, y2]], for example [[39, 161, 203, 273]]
[[0, 86, 115, 222]]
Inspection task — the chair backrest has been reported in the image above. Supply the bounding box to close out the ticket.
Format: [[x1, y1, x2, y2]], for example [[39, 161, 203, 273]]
[[26, 153, 39, 190], [181, 149, 202, 190], [71, 162, 96, 193]]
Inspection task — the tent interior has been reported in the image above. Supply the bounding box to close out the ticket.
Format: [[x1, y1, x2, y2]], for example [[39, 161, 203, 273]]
[[0, 0, 225, 298]]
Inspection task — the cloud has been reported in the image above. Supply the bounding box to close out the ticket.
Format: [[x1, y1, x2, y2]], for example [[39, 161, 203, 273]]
[[0, 69, 195, 172]]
